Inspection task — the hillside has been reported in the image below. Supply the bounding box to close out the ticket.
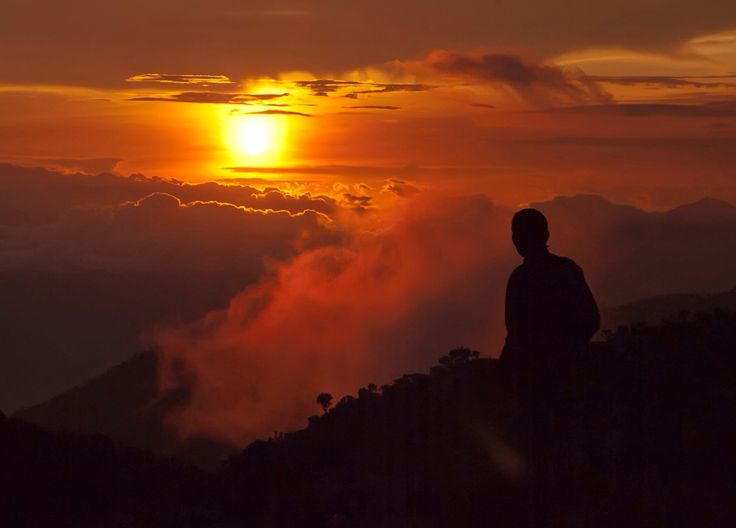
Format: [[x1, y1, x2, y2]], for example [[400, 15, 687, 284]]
[[0, 267, 256, 412], [8, 310, 735, 526], [215, 311, 736, 527], [0, 416, 215, 528], [14, 350, 232, 468]]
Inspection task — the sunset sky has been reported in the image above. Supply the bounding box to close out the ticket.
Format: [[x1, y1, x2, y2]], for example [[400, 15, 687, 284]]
[[2, 1, 736, 445], [2, 1, 736, 208]]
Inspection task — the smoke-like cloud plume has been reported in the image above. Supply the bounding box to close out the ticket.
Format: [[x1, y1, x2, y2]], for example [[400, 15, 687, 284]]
[[156, 194, 515, 445]]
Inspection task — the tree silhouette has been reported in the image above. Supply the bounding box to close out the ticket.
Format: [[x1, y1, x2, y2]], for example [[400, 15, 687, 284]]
[[438, 346, 480, 367], [316, 392, 333, 413]]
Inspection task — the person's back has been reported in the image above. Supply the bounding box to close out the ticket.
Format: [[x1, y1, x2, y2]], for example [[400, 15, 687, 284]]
[[501, 209, 599, 374]]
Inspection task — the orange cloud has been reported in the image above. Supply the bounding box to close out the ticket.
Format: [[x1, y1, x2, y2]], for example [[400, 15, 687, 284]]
[[126, 74, 236, 85], [155, 194, 515, 445], [128, 92, 288, 105]]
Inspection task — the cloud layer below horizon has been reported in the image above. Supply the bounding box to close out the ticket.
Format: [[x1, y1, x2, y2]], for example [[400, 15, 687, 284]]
[[2, 162, 736, 442]]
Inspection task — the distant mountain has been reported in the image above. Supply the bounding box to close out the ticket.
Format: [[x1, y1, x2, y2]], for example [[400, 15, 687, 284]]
[[604, 286, 736, 329], [667, 197, 736, 222], [14, 350, 233, 468], [0, 268, 255, 412], [534, 194, 736, 305]]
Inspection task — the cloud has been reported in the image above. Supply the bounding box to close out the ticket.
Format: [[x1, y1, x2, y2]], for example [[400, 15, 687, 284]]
[[243, 109, 312, 117], [229, 103, 295, 114], [0, 163, 339, 226], [154, 192, 736, 447], [126, 73, 235, 85], [292, 79, 432, 98], [85, 192, 339, 271], [382, 178, 420, 197], [0, 164, 348, 411], [225, 164, 420, 178], [586, 74, 736, 89], [341, 192, 373, 209], [3, 181, 342, 278], [345, 83, 432, 98], [345, 105, 401, 110], [554, 101, 736, 117], [293, 79, 366, 96], [32, 157, 123, 174], [128, 92, 288, 105], [402, 49, 611, 107], [155, 194, 514, 444]]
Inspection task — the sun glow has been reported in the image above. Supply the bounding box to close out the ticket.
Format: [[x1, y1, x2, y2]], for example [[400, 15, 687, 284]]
[[236, 117, 273, 155], [224, 113, 288, 165]]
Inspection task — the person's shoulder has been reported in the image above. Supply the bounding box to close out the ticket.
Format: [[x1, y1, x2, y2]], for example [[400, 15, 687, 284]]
[[510, 261, 527, 276], [507, 262, 526, 283], [550, 254, 583, 274]]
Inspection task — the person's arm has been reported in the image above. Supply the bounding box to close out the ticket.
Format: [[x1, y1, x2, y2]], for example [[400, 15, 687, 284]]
[[501, 270, 521, 365], [569, 263, 600, 342]]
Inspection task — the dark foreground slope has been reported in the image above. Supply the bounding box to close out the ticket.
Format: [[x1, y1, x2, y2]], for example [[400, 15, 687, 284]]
[[219, 311, 736, 527], [4, 311, 736, 527], [0, 417, 217, 528]]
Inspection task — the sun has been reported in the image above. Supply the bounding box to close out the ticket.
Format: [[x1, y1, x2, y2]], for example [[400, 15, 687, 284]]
[[235, 116, 273, 155], [224, 113, 288, 165]]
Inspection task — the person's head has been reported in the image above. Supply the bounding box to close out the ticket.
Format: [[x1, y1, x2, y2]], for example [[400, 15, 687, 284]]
[[511, 208, 549, 258]]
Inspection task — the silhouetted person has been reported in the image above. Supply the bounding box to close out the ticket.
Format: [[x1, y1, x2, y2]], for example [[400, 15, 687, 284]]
[[502, 209, 599, 369], [501, 208, 599, 526]]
